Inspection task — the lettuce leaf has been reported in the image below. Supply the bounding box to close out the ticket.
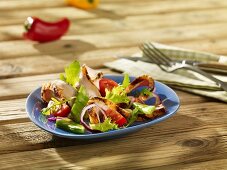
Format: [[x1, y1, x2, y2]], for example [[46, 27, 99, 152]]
[[127, 107, 139, 126], [41, 98, 65, 116], [41, 107, 52, 116], [105, 86, 130, 104], [105, 74, 130, 104], [59, 73, 66, 82], [90, 118, 119, 132], [71, 85, 89, 123], [122, 74, 130, 88], [133, 102, 156, 114], [60, 61, 81, 88], [127, 103, 156, 126], [139, 88, 153, 97]]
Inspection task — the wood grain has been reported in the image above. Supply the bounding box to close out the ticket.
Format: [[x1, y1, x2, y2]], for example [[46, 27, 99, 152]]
[[0, 69, 115, 100], [0, 101, 227, 157], [2, 22, 227, 60], [0, 0, 66, 11], [0, 98, 27, 124], [1, 39, 227, 79], [0, 0, 227, 169], [0, 46, 138, 78], [0, 121, 226, 169], [2, 8, 227, 41]]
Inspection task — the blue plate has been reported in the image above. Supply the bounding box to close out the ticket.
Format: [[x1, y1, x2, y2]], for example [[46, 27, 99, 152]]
[[26, 75, 180, 140]]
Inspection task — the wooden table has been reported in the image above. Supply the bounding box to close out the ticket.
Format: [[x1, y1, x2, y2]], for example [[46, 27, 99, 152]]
[[0, 0, 227, 169]]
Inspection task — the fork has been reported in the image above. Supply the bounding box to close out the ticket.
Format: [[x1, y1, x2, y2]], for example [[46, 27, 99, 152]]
[[140, 42, 227, 92]]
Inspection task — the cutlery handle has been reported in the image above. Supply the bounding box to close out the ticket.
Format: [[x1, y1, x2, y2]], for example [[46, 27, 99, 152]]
[[184, 64, 227, 92], [182, 60, 227, 73], [196, 62, 227, 70]]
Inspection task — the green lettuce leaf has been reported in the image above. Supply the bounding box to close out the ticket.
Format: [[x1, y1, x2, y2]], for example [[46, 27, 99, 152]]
[[139, 88, 153, 97], [71, 85, 89, 123], [133, 102, 156, 114], [105, 85, 130, 104], [90, 118, 119, 132], [59, 73, 66, 82], [41, 107, 52, 116], [122, 74, 130, 88], [60, 61, 81, 87], [127, 107, 139, 126], [127, 103, 156, 126], [105, 74, 130, 104], [41, 98, 64, 116]]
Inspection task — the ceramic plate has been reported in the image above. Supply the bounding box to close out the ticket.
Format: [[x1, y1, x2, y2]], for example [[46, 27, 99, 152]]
[[26, 75, 180, 140]]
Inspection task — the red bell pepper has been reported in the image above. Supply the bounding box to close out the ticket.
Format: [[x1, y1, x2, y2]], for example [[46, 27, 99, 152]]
[[105, 109, 127, 127], [23, 17, 70, 42]]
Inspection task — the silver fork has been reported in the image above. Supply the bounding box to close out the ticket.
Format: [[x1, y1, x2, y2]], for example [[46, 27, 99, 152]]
[[140, 42, 227, 92]]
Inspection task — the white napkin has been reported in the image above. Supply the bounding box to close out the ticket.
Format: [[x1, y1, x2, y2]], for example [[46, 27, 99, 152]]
[[104, 43, 227, 102]]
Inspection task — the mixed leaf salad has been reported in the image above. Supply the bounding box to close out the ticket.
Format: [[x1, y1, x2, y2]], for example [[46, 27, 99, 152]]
[[40, 60, 166, 134]]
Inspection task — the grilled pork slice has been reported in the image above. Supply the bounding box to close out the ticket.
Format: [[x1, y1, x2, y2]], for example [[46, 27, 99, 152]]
[[126, 75, 154, 93]]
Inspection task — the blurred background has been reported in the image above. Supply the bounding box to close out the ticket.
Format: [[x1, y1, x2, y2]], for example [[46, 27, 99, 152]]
[[0, 0, 227, 76]]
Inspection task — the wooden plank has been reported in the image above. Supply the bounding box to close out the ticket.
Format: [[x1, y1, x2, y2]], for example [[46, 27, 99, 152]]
[[170, 90, 216, 104], [0, 68, 116, 100], [1, 0, 227, 15], [1, 0, 227, 26], [149, 159, 227, 170], [69, 22, 227, 49], [0, 73, 59, 100], [0, 98, 28, 125], [2, 8, 227, 41], [2, 22, 227, 59], [1, 39, 227, 79], [0, 0, 66, 11], [100, 0, 227, 16], [1, 38, 227, 81], [171, 39, 227, 56], [0, 7, 95, 26], [0, 0, 151, 12], [0, 47, 139, 78], [0, 119, 226, 169]]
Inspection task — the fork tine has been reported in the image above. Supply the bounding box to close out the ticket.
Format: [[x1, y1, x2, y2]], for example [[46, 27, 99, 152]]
[[139, 44, 157, 64], [141, 44, 167, 66], [145, 43, 172, 66], [143, 43, 172, 67], [139, 44, 169, 72], [148, 43, 173, 63]]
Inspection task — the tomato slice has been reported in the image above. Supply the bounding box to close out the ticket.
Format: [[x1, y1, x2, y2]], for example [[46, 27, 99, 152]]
[[105, 109, 127, 127], [99, 78, 118, 97], [53, 104, 71, 117]]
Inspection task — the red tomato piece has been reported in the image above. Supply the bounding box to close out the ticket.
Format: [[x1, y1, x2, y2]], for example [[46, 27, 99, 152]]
[[105, 109, 127, 127], [99, 78, 118, 97], [53, 104, 71, 117]]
